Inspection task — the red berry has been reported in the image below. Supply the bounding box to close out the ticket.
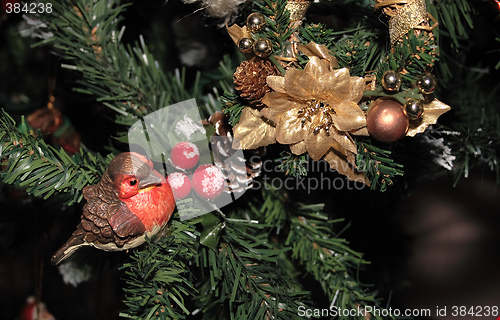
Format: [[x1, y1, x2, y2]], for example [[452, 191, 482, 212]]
[[171, 141, 200, 170], [167, 172, 192, 199], [192, 164, 225, 200]]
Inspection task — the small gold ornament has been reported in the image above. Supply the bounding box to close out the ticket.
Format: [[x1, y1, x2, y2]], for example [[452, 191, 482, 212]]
[[417, 73, 437, 94], [367, 99, 409, 143], [381, 70, 402, 92], [405, 99, 424, 120], [253, 38, 272, 58], [406, 98, 451, 136], [237, 37, 255, 54], [246, 12, 266, 33]]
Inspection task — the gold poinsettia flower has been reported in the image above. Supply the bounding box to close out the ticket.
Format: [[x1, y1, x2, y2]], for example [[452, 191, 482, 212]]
[[261, 56, 368, 182]]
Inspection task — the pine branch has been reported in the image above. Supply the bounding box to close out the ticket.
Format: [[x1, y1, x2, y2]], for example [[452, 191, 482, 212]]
[[255, 185, 397, 319], [120, 218, 199, 320], [194, 216, 308, 320], [375, 32, 438, 91], [299, 22, 385, 77], [427, 0, 475, 49], [0, 110, 110, 205], [255, 0, 295, 54], [355, 140, 404, 192], [363, 87, 424, 106], [275, 151, 309, 178], [287, 209, 394, 320], [37, 0, 200, 132], [257, 182, 290, 230], [221, 92, 246, 126], [201, 54, 239, 95], [198, 54, 242, 119], [299, 23, 338, 49], [450, 111, 500, 186]]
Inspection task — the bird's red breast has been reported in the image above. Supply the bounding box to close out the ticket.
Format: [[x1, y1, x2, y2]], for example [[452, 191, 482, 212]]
[[120, 172, 175, 231]]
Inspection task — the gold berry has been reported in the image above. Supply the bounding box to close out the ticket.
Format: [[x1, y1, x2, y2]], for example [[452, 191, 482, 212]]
[[253, 38, 272, 58], [381, 70, 402, 92], [237, 37, 254, 54], [246, 12, 266, 33], [404, 99, 424, 120], [417, 73, 437, 95]]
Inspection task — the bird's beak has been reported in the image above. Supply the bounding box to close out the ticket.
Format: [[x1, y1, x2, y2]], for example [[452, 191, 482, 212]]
[[138, 172, 163, 189]]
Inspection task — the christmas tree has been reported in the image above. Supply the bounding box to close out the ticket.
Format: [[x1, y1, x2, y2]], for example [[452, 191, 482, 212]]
[[1, 0, 500, 319]]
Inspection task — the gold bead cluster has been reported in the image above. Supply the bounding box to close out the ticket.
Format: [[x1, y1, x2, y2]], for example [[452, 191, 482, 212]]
[[237, 13, 272, 58]]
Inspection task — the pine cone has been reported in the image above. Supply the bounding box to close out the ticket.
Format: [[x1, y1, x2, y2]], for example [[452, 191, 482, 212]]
[[208, 112, 263, 196], [234, 59, 278, 107]]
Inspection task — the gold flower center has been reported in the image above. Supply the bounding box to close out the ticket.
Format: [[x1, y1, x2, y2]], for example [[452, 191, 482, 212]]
[[297, 100, 335, 136]]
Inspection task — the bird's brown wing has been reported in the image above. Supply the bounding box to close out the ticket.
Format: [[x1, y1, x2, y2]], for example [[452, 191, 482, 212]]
[[51, 172, 146, 265], [108, 203, 146, 238], [80, 173, 145, 246]]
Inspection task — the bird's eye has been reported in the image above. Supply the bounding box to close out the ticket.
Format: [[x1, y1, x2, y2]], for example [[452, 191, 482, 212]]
[[129, 179, 138, 186]]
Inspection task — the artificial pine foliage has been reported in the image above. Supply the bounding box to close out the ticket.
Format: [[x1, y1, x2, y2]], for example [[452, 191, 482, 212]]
[[1, 0, 500, 319]]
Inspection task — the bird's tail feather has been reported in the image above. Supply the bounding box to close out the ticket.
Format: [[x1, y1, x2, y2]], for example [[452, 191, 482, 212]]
[[51, 236, 86, 265]]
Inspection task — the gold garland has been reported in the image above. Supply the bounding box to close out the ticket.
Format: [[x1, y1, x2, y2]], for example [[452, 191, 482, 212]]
[[285, 0, 311, 22], [375, 0, 437, 46], [388, 0, 427, 45]]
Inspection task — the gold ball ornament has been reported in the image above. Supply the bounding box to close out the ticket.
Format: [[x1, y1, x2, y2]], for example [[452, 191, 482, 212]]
[[253, 38, 272, 58], [381, 70, 402, 92], [246, 12, 266, 33], [237, 37, 255, 54], [405, 99, 424, 120], [367, 99, 409, 143], [417, 73, 437, 94]]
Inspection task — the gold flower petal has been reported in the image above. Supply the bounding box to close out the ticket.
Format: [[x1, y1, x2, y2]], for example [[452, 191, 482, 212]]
[[261, 92, 303, 122], [330, 126, 358, 154], [407, 99, 451, 137], [305, 129, 335, 160], [267, 75, 286, 93], [330, 101, 366, 132], [319, 68, 352, 104], [290, 141, 306, 155], [233, 107, 276, 150], [348, 76, 366, 104], [350, 126, 369, 136], [284, 68, 319, 101], [276, 107, 309, 145], [303, 56, 331, 81], [324, 147, 368, 184]]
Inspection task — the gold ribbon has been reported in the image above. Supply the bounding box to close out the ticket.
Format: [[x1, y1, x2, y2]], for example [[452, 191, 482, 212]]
[[388, 0, 427, 45], [297, 42, 339, 70], [374, 0, 410, 11]]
